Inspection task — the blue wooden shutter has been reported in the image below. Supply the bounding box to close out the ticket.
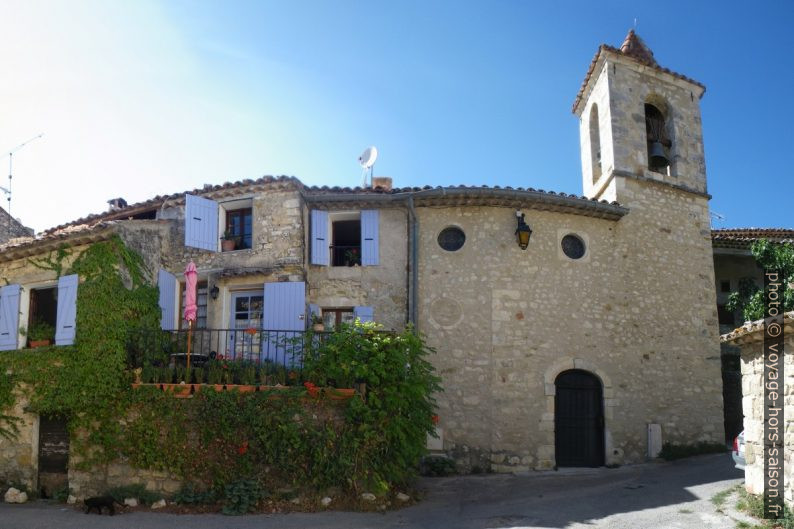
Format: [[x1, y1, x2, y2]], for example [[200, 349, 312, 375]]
[[55, 274, 78, 346], [353, 305, 374, 323], [158, 269, 177, 331], [0, 284, 20, 351], [310, 210, 329, 266], [263, 282, 306, 331], [361, 210, 379, 266], [263, 282, 306, 366], [184, 194, 219, 251]]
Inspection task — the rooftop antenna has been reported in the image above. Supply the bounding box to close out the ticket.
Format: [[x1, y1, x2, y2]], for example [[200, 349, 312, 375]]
[[0, 133, 44, 216], [358, 146, 378, 187], [710, 211, 726, 228]]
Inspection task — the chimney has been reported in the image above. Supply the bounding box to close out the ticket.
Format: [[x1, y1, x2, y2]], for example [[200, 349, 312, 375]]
[[371, 177, 392, 191], [107, 198, 128, 211]]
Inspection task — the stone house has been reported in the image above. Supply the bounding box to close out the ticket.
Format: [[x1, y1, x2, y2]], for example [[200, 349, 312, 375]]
[[712, 229, 794, 446], [0, 30, 728, 495], [721, 312, 794, 507]]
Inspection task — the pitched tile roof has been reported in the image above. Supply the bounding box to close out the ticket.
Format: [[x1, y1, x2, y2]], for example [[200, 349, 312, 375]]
[[573, 30, 706, 114], [721, 311, 794, 344], [712, 228, 794, 249]]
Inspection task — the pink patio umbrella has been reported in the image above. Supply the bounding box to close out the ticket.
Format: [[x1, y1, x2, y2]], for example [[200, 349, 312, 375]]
[[183, 261, 198, 375]]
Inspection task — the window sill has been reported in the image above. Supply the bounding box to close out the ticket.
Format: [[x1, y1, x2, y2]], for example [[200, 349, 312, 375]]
[[220, 248, 253, 254]]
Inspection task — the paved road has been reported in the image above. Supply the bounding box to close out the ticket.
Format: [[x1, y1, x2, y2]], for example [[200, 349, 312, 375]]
[[0, 453, 744, 529]]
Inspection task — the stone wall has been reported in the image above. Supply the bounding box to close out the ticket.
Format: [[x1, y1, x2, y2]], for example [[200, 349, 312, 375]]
[[0, 387, 38, 490], [726, 313, 794, 506], [306, 207, 408, 331], [417, 177, 723, 471]]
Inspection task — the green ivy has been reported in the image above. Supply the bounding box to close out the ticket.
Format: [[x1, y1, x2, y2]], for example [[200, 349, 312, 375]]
[[727, 239, 794, 322], [0, 237, 441, 497]]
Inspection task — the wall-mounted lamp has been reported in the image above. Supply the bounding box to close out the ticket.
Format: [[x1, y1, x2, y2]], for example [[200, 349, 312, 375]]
[[210, 285, 220, 300], [515, 211, 532, 250]]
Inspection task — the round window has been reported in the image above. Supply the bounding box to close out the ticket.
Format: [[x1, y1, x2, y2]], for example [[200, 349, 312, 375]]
[[437, 227, 466, 252], [561, 234, 586, 260]]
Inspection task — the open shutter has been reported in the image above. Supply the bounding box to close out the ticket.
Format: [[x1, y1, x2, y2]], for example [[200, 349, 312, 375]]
[[361, 210, 379, 266], [55, 274, 78, 346], [263, 282, 306, 366], [0, 284, 20, 351], [158, 269, 177, 331], [184, 194, 219, 251], [310, 210, 329, 266], [353, 306, 374, 323]]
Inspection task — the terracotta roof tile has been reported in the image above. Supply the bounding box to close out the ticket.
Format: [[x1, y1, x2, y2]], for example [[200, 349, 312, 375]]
[[573, 31, 706, 114], [712, 228, 794, 249]]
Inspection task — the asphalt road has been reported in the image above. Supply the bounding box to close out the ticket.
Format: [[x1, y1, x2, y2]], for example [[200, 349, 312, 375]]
[[0, 453, 744, 529]]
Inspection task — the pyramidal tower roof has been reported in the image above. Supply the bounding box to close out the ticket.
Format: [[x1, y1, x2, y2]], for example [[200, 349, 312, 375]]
[[572, 30, 705, 114], [619, 30, 657, 66]]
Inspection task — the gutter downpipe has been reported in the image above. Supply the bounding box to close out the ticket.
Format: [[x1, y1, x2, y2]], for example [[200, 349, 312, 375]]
[[407, 195, 418, 328]]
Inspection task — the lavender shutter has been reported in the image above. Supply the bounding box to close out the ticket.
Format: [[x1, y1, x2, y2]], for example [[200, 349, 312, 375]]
[[184, 194, 219, 251], [263, 282, 306, 366], [55, 274, 78, 346], [360, 210, 379, 266], [353, 306, 374, 323], [310, 210, 329, 266], [0, 284, 20, 351], [158, 269, 177, 331]]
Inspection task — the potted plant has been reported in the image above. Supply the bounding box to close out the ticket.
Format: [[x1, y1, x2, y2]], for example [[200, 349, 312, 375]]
[[311, 313, 325, 332], [192, 367, 205, 385], [220, 230, 237, 252], [207, 362, 224, 390], [237, 363, 256, 393], [344, 248, 360, 266], [27, 321, 55, 348]]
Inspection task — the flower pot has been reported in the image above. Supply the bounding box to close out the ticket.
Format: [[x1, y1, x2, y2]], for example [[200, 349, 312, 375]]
[[312, 323, 325, 332], [326, 388, 356, 400], [29, 339, 52, 348], [221, 239, 236, 252], [233, 385, 256, 394], [213, 384, 226, 392]]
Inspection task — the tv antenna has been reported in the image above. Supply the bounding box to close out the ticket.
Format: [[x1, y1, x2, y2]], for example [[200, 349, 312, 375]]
[[0, 133, 44, 216], [358, 146, 378, 187]]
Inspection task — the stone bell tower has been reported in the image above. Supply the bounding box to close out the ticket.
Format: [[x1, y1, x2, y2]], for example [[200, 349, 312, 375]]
[[572, 30, 708, 202]]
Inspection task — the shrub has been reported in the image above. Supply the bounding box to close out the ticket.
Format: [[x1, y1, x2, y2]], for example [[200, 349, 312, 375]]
[[222, 479, 265, 515], [107, 483, 160, 505], [173, 483, 216, 505]]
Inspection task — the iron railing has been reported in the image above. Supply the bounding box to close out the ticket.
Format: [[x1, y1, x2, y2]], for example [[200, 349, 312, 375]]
[[126, 328, 323, 372]]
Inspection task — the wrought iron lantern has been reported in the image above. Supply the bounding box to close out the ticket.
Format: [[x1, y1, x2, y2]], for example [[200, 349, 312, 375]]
[[515, 211, 532, 250]]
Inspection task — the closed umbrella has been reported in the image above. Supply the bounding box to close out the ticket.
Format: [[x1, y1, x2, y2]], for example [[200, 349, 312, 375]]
[[183, 261, 198, 376]]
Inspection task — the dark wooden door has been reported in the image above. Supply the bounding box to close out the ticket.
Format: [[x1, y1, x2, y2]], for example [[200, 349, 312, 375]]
[[555, 370, 604, 467], [38, 415, 69, 497]]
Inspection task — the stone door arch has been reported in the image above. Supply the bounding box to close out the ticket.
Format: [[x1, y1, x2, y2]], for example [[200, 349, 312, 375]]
[[554, 369, 604, 467]]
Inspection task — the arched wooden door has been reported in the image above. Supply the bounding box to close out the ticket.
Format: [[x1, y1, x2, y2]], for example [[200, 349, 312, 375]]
[[554, 369, 604, 467]]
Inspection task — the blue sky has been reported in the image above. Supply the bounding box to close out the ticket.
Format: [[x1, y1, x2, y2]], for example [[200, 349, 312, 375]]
[[0, 0, 791, 233]]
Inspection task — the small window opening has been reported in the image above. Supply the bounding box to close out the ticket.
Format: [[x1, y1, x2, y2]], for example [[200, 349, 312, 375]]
[[28, 287, 57, 346], [645, 103, 671, 173], [589, 104, 602, 183], [720, 280, 731, 293], [225, 208, 253, 250], [322, 308, 355, 330], [332, 219, 361, 266]]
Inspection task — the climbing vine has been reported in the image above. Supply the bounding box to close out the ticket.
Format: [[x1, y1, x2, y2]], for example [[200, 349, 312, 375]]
[[0, 236, 441, 497]]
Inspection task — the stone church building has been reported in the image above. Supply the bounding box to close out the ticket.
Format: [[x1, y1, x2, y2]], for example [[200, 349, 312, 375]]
[[0, 30, 727, 496]]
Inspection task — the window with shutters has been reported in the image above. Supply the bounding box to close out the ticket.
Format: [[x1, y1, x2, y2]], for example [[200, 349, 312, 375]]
[[27, 286, 57, 346], [321, 308, 355, 330], [224, 208, 253, 251], [331, 214, 361, 266]]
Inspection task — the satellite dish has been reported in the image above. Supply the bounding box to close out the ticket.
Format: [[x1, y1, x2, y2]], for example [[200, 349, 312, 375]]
[[358, 146, 378, 169]]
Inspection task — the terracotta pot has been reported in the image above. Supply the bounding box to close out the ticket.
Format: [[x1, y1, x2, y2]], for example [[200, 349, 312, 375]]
[[221, 239, 236, 252], [29, 339, 51, 348], [326, 388, 356, 400], [213, 384, 226, 392], [173, 384, 192, 398], [312, 324, 325, 332]]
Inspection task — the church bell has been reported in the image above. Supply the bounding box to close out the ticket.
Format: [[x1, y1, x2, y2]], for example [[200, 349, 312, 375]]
[[649, 141, 668, 167]]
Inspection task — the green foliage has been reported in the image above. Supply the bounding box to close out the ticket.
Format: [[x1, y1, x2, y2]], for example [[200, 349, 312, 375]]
[[727, 239, 794, 322], [221, 478, 265, 515], [28, 244, 72, 277], [0, 369, 21, 440], [658, 441, 726, 461], [106, 483, 160, 505], [27, 321, 55, 342], [52, 486, 71, 503], [0, 241, 441, 501], [420, 455, 457, 477], [173, 483, 216, 505]]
